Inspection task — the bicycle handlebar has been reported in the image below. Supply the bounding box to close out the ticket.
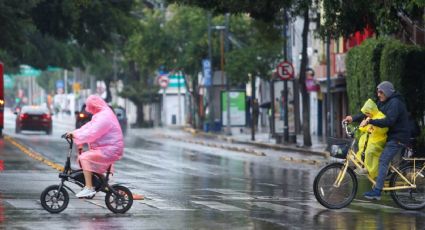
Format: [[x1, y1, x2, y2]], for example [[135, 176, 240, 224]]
[[61, 133, 73, 148], [342, 121, 357, 138]]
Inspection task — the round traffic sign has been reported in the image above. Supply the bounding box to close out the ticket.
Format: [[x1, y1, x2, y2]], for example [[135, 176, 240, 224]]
[[158, 75, 169, 88], [276, 61, 294, 80]]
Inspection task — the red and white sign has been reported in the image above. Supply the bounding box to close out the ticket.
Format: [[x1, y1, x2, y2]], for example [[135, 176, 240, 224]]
[[276, 61, 294, 80], [157, 75, 169, 88]]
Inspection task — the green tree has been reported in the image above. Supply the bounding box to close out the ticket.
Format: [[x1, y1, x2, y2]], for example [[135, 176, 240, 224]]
[[167, 0, 291, 22], [163, 5, 209, 128], [164, 5, 285, 128], [0, 0, 39, 67], [31, 0, 136, 51], [319, 0, 425, 38], [169, 0, 316, 146], [225, 16, 283, 84], [122, 8, 172, 126], [1, 0, 136, 72]]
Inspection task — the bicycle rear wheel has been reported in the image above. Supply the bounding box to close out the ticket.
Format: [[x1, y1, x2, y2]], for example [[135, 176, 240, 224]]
[[390, 165, 425, 210], [313, 163, 357, 209]]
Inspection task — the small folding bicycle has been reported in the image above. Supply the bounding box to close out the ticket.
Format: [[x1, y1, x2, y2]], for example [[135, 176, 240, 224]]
[[40, 134, 133, 213], [313, 122, 425, 210]]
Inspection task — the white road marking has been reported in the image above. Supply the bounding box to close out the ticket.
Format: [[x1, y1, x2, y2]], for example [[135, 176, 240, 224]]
[[191, 201, 247, 212]]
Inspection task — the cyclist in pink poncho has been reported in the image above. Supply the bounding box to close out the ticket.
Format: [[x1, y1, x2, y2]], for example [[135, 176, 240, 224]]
[[68, 95, 124, 198]]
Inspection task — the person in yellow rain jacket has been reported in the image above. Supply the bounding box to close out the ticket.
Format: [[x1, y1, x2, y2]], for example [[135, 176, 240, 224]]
[[355, 99, 388, 179]]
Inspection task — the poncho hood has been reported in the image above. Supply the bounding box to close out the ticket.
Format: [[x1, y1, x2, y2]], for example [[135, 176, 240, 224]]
[[85, 95, 108, 114], [361, 99, 379, 117]]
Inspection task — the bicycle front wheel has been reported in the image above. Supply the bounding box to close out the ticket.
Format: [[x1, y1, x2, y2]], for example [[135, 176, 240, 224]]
[[390, 165, 425, 210], [313, 163, 357, 209]]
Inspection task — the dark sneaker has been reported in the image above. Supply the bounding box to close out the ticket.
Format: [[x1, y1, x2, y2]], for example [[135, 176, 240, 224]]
[[364, 189, 381, 200]]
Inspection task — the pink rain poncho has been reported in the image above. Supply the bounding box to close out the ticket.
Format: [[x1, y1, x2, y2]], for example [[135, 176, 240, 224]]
[[72, 95, 124, 174]]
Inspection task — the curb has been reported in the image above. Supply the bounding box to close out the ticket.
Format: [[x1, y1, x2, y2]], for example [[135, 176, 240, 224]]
[[183, 127, 330, 158], [162, 134, 266, 157]]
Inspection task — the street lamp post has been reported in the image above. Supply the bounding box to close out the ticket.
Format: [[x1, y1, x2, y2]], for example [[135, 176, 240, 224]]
[[326, 35, 332, 138], [224, 14, 231, 136], [210, 13, 231, 136], [207, 13, 214, 131]]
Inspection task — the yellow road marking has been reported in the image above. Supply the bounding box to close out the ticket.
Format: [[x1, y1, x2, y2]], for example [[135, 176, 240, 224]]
[[4, 135, 64, 171]]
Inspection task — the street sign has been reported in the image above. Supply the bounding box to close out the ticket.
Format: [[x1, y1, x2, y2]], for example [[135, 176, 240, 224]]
[[4, 74, 14, 89], [158, 75, 169, 89], [276, 61, 294, 80], [202, 59, 212, 86], [19, 64, 41, 77], [56, 80, 64, 89]]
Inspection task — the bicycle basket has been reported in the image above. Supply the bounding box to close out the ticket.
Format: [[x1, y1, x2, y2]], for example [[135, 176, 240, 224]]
[[327, 137, 351, 159]]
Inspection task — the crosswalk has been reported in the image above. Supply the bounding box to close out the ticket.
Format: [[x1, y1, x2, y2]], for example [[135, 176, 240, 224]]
[[1, 191, 404, 214], [3, 184, 424, 230]]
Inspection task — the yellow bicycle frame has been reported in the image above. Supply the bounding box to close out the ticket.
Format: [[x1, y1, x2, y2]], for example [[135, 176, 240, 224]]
[[334, 148, 425, 191]]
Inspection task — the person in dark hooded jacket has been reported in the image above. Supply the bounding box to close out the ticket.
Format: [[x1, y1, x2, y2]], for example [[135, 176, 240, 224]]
[[343, 81, 409, 200]]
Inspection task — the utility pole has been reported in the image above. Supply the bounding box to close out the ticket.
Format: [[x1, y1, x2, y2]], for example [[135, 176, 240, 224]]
[[113, 50, 117, 105], [207, 12, 214, 130], [64, 69, 68, 95], [224, 13, 231, 136], [326, 35, 333, 137], [283, 10, 289, 143], [177, 71, 182, 125], [251, 74, 255, 141]]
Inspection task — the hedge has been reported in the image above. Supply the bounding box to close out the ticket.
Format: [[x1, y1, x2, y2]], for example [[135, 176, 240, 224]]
[[346, 37, 425, 149], [345, 46, 361, 113], [379, 39, 425, 125], [345, 38, 386, 113]]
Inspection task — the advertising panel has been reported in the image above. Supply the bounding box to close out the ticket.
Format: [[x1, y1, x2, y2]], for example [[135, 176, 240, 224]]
[[221, 90, 246, 126]]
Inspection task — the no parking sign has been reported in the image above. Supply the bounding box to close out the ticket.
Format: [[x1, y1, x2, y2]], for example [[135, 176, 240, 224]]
[[276, 61, 294, 80], [157, 75, 169, 89]]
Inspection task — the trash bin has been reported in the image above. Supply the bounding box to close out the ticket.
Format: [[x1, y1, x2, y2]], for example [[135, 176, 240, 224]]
[[213, 119, 222, 132], [203, 123, 210, 132], [171, 115, 176, 125]]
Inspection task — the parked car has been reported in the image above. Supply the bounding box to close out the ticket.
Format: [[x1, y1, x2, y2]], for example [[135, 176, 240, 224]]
[[15, 105, 52, 135], [75, 104, 92, 129], [75, 104, 127, 134]]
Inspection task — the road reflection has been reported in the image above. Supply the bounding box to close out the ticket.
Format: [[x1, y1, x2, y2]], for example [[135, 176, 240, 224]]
[[313, 208, 425, 229], [0, 195, 4, 224]]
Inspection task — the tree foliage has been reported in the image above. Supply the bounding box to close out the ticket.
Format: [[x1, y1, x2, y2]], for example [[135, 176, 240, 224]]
[[319, 0, 425, 38], [120, 8, 167, 125], [346, 38, 425, 124], [0, 0, 38, 68], [167, 0, 291, 22], [225, 16, 283, 84], [0, 0, 136, 70], [31, 0, 136, 50]]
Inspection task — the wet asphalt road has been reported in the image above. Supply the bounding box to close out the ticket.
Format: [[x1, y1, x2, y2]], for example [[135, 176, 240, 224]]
[[1, 110, 425, 229]]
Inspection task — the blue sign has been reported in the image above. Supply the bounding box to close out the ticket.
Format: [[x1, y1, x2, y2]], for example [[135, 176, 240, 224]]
[[202, 59, 212, 86], [56, 80, 64, 89]]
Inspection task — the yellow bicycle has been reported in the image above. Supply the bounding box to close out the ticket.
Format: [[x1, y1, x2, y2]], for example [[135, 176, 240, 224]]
[[313, 122, 425, 210]]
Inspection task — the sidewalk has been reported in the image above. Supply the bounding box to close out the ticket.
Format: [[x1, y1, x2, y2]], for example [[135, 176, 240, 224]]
[[182, 126, 329, 158]]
